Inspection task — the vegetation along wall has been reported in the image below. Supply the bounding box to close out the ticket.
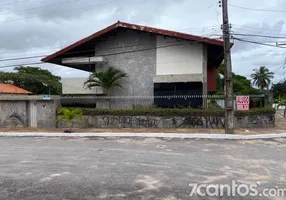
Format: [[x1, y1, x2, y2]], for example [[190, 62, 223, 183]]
[[57, 108, 275, 129]]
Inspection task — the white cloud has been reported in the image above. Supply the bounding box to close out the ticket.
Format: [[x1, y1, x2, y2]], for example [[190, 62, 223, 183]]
[[0, 0, 285, 83]]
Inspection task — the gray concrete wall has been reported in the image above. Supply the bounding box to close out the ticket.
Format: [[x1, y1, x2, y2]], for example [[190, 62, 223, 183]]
[[36, 101, 59, 128], [58, 114, 275, 129], [62, 78, 104, 95], [0, 99, 59, 128], [0, 101, 28, 128], [93, 28, 157, 108]]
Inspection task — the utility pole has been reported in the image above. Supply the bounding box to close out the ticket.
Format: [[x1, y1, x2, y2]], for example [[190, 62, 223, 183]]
[[221, 0, 234, 134]]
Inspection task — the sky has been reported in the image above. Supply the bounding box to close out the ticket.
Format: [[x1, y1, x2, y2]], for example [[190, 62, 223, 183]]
[[0, 0, 285, 83]]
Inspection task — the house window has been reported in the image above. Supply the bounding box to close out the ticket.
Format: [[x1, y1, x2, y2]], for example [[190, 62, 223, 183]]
[[154, 82, 202, 108]]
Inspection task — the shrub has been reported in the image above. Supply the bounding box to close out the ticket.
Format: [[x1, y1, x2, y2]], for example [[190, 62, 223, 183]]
[[59, 107, 275, 117]]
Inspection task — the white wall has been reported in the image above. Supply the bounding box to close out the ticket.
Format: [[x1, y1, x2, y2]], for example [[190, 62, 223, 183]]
[[156, 35, 203, 75], [62, 78, 104, 95]]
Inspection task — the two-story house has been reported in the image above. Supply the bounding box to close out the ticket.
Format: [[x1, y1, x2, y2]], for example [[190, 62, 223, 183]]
[[42, 21, 224, 108]]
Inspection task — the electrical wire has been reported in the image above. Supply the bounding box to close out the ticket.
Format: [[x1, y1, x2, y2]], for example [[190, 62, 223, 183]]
[[0, 35, 222, 62], [0, 0, 30, 7], [0, 37, 223, 69], [232, 24, 285, 33], [274, 63, 286, 73], [233, 37, 286, 48], [0, 0, 119, 23], [231, 33, 286, 39], [0, 0, 78, 17], [229, 4, 286, 13], [0, 42, 200, 69], [0, 62, 43, 69], [232, 27, 286, 38], [0, 55, 48, 62]]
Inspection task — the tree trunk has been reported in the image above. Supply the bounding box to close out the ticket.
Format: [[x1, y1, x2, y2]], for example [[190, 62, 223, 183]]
[[69, 122, 72, 133], [106, 89, 111, 109], [260, 88, 264, 107], [284, 108, 286, 118]]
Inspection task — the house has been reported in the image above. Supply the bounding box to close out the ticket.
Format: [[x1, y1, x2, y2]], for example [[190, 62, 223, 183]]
[[0, 84, 32, 95], [42, 21, 224, 108]]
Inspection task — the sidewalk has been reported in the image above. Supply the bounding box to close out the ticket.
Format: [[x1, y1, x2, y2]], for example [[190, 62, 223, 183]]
[[0, 126, 285, 135], [0, 131, 286, 140], [0, 118, 285, 139], [0, 127, 285, 134]]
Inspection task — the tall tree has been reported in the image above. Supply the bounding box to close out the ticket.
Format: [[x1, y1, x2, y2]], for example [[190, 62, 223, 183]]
[[251, 66, 274, 91], [84, 67, 127, 96], [0, 66, 62, 95], [272, 80, 286, 99], [216, 62, 261, 95]]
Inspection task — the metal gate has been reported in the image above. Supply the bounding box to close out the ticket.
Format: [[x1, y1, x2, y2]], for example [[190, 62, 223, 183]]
[[29, 101, 37, 127]]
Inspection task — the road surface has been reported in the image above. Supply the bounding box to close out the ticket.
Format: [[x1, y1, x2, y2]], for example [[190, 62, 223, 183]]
[[0, 137, 285, 199]]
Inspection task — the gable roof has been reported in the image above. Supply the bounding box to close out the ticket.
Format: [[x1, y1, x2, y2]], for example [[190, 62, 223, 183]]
[[42, 21, 224, 63], [0, 84, 32, 94]]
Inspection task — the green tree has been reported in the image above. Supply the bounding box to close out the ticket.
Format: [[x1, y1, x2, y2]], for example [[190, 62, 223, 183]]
[[0, 66, 62, 95], [57, 108, 83, 133], [216, 62, 261, 95], [271, 80, 286, 99], [233, 74, 261, 95], [84, 67, 127, 96], [251, 66, 274, 92]]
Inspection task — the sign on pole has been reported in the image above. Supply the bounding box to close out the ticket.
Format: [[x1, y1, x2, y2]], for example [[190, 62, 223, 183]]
[[236, 96, 249, 111]]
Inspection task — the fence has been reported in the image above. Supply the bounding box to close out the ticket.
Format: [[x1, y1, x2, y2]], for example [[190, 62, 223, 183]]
[[61, 95, 265, 109]]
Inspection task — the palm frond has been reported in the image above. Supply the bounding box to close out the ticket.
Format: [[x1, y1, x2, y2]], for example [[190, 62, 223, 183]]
[[57, 108, 83, 124], [83, 66, 127, 95], [250, 66, 274, 91]]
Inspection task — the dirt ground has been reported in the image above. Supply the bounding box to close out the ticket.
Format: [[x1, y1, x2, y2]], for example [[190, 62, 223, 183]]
[[0, 118, 285, 135]]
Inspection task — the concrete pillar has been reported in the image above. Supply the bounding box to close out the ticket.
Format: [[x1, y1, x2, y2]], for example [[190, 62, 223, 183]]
[[202, 44, 208, 108]]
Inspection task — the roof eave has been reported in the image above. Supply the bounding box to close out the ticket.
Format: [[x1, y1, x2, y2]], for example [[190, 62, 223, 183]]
[[42, 21, 224, 63]]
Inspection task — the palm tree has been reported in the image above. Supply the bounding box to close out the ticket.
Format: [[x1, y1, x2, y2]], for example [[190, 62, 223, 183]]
[[251, 66, 274, 92], [57, 108, 83, 133], [84, 67, 127, 96]]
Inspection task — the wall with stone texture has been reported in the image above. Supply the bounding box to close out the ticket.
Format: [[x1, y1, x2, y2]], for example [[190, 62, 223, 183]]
[[93, 28, 156, 108], [58, 114, 275, 129], [0, 101, 28, 128], [0, 100, 59, 128]]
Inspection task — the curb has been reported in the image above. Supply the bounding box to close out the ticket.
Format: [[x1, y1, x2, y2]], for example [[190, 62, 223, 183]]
[[0, 132, 286, 140]]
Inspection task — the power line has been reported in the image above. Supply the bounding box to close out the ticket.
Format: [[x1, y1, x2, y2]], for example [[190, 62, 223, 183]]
[[0, 0, 119, 24], [229, 4, 286, 13], [0, 62, 43, 69], [0, 55, 47, 62], [0, 0, 30, 7], [231, 33, 286, 39], [213, 32, 286, 39], [0, 0, 78, 17], [0, 39, 223, 69], [0, 42, 193, 69], [273, 60, 286, 73], [233, 37, 286, 48], [0, 35, 222, 63], [232, 24, 285, 33], [232, 27, 286, 37], [0, 27, 219, 53]]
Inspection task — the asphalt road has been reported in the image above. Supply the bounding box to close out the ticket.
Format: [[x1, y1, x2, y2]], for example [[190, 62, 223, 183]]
[[0, 137, 285, 200]]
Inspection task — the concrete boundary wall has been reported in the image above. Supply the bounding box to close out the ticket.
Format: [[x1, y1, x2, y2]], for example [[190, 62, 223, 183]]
[[58, 114, 275, 129], [0, 98, 60, 128]]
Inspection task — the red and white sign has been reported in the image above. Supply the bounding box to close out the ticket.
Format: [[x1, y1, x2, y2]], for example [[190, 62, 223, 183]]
[[236, 96, 249, 111]]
